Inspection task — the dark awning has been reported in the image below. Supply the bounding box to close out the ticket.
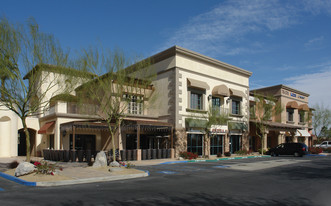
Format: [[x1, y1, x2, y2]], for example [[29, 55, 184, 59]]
[[228, 122, 247, 131], [185, 118, 208, 128], [38, 121, 55, 134]]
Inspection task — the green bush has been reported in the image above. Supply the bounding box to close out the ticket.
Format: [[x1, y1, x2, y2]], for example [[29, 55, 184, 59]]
[[258, 148, 268, 154], [224, 152, 231, 157], [234, 149, 248, 155]]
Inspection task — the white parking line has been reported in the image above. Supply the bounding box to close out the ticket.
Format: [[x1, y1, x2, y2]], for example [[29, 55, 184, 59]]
[[222, 159, 311, 171]]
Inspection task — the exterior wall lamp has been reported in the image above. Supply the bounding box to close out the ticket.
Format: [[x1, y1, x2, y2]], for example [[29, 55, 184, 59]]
[[226, 98, 231, 104]]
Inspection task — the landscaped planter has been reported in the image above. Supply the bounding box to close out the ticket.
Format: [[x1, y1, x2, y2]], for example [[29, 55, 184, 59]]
[[43, 149, 49, 160], [77, 150, 84, 162], [120, 150, 126, 161], [147, 149, 152, 160], [162, 149, 167, 158], [133, 149, 137, 161], [142, 149, 147, 160], [85, 150, 92, 162], [58, 150, 64, 161], [157, 149, 162, 159], [152, 149, 157, 159], [70, 151, 77, 162], [127, 150, 132, 161], [167, 149, 171, 158], [63, 150, 70, 162]]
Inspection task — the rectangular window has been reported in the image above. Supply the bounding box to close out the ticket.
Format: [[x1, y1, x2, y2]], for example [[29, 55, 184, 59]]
[[287, 108, 294, 122], [299, 111, 305, 123], [190, 92, 203, 110], [232, 100, 240, 115], [210, 135, 223, 155], [125, 94, 144, 115], [250, 105, 256, 119], [212, 97, 221, 113]]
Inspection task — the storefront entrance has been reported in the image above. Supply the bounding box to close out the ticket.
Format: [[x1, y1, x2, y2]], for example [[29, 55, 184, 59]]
[[18, 128, 36, 156], [70, 134, 96, 151], [230, 135, 241, 153], [187, 133, 203, 156], [210, 135, 224, 155]]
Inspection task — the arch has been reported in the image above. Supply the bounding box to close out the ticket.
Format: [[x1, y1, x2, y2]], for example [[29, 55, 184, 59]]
[[298, 104, 309, 111], [0, 116, 12, 157], [0, 116, 11, 121], [286, 101, 299, 109], [212, 84, 230, 97], [18, 128, 37, 157]]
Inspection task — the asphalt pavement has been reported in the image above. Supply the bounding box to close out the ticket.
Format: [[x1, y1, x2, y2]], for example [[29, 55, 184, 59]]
[[0, 155, 330, 206]]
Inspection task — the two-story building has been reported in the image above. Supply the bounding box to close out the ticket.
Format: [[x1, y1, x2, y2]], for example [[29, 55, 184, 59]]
[[249, 85, 313, 152], [1, 46, 253, 159]]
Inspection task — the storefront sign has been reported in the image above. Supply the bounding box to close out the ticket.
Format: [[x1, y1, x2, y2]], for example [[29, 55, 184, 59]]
[[210, 125, 228, 134], [282, 89, 305, 100]]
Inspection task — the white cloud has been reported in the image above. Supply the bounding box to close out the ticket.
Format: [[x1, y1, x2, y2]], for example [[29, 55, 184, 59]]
[[159, 0, 331, 57], [285, 65, 331, 108], [304, 36, 325, 49], [162, 0, 299, 56]]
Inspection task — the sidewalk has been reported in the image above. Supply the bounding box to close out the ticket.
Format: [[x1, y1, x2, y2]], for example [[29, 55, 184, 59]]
[[0, 157, 151, 187]]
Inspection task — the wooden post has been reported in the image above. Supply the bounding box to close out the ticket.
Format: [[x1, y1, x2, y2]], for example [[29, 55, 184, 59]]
[[72, 125, 76, 151], [137, 124, 140, 149], [171, 126, 174, 149]]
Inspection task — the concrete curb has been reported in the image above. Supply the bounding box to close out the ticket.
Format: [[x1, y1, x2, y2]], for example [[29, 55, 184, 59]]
[[0, 170, 149, 187], [159, 155, 270, 165], [0, 172, 36, 186]]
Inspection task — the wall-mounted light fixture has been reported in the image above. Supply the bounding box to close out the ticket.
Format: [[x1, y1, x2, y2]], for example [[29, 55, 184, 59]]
[[208, 94, 212, 101], [226, 98, 231, 104]]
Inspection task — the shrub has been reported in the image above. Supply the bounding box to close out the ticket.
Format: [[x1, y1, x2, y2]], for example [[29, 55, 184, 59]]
[[34, 161, 63, 175], [217, 153, 223, 157], [325, 148, 331, 153], [8, 160, 19, 169], [258, 148, 268, 154], [309, 147, 323, 154], [119, 161, 135, 168], [179, 152, 198, 160], [224, 152, 231, 157], [234, 149, 248, 155]]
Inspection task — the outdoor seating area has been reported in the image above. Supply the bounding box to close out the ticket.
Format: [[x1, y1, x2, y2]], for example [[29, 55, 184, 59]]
[[42, 149, 173, 162]]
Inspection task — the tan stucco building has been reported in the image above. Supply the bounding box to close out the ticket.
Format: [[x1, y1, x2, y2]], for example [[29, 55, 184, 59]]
[[249, 84, 313, 152], [1, 46, 253, 159]]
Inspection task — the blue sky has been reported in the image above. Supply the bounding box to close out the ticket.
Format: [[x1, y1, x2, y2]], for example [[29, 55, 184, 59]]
[[1, 0, 331, 108]]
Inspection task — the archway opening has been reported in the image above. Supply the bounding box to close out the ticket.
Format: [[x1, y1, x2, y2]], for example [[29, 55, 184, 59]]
[[18, 128, 36, 156]]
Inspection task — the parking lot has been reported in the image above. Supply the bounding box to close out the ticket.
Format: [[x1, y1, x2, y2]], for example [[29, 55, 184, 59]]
[[1, 155, 331, 206]]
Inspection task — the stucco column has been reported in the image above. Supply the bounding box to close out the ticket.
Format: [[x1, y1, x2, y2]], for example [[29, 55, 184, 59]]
[[278, 132, 285, 144], [293, 136, 298, 143], [225, 133, 229, 152], [304, 137, 309, 146], [263, 132, 268, 150]]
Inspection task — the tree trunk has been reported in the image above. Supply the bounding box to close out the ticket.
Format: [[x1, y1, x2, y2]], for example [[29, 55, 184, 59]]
[[22, 118, 31, 162]]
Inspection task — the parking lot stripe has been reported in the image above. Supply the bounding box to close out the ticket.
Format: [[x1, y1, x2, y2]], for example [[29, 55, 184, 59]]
[[157, 171, 178, 175]]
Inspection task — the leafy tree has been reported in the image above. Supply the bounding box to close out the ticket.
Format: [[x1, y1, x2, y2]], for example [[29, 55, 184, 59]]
[[0, 17, 21, 97], [75, 47, 156, 162], [250, 93, 283, 155], [312, 103, 331, 140], [186, 104, 230, 157], [0, 18, 74, 161]]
